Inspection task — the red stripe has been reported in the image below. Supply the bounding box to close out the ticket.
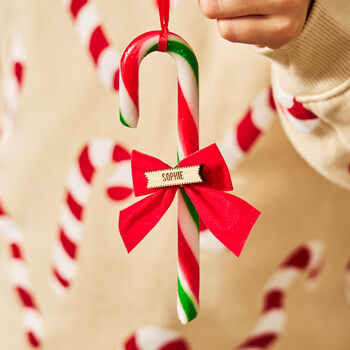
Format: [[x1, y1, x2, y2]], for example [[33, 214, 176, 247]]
[[14, 62, 24, 86], [89, 26, 109, 64], [78, 146, 95, 183], [113, 69, 120, 91], [178, 224, 199, 302], [236, 110, 261, 152], [177, 83, 199, 156], [67, 192, 83, 220], [238, 333, 277, 349], [124, 335, 139, 350], [10, 243, 22, 259], [0, 201, 6, 215], [60, 229, 77, 259], [112, 144, 131, 162], [288, 98, 318, 121], [27, 331, 41, 348], [16, 287, 36, 308], [70, 0, 88, 18], [268, 87, 276, 111], [106, 187, 133, 201], [160, 340, 189, 350], [263, 289, 283, 312], [121, 31, 159, 109], [282, 246, 310, 269], [53, 268, 70, 288]]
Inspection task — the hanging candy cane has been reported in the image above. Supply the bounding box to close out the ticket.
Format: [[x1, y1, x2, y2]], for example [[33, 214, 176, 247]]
[[201, 87, 276, 253], [121, 327, 190, 350], [0, 201, 44, 348], [51, 138, 132, 295], [235, 241, 324, 350], [119, 5, 200, 322], [344, 257, 350, 304], [0, 36, 26, 143]]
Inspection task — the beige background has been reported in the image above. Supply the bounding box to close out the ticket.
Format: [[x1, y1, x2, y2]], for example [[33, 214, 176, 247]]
[[0, 0, 350, 349]]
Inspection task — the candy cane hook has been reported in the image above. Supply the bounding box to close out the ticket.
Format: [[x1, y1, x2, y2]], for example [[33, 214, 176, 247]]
[[119, 28, 200, 324]]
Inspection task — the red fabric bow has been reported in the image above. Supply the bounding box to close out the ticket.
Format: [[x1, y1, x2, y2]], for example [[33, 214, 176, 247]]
[[118, 144, 260, 256]]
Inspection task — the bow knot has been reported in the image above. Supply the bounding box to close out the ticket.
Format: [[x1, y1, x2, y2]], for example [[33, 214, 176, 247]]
[[118, 144, 260, 255]]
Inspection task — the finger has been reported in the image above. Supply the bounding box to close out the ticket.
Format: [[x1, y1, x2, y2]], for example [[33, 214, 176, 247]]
[[198, 0, 280, 20], [217, 16, 300, 49]]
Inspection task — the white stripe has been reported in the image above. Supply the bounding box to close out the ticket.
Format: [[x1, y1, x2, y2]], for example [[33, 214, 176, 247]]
[[22, 308, 44, 339], [218, 129, 244, 170], [59, 204, 83, 244], [61, 0, 71, 9], [177, 297, 188, 325], [251, 309, 286, 335], [170, 52, 199, 130], [9, 259, 32, 290], [106, 160, 132, 188], [273, 81, 293, 109], [74, 3, 101, 48], [136, 327, 181, 350], [51, 277, 68, 297], [7, 36, 26, 63], [3, 78, 20, 113], [264, 268, 299, 292], [96, 46, 120, 90], [88, 138, 114, 169], [0, 217, 24, 244], [52, 243, 77, 282], [177, 265, 198, 310], [283, 108, 319, 132], [200, 230, 226, 252], [251, 88, 276, 131], [66, 162, 91, 206]]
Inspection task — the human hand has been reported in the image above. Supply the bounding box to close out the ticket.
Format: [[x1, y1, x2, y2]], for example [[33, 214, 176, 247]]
[[198, 0, 313, 49]]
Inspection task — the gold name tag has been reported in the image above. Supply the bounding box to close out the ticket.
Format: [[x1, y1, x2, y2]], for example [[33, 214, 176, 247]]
[[145, 165, 203, 189]]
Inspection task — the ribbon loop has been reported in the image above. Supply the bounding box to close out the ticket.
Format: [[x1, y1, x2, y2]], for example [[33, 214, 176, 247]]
[[157, 0, 170, 52]]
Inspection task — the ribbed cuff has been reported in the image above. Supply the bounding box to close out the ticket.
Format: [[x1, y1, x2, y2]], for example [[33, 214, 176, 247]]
[[254, 0, 350, 95]]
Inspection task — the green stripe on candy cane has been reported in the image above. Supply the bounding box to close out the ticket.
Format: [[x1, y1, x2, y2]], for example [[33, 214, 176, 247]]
[[177, 276, 198, 322], [179, 187, 200, 231], [146, 40, 199, 84]]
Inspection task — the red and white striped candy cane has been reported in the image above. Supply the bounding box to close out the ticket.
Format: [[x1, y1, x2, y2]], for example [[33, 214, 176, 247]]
[[273, 81, 320, 133], [51, 138, 132, 295], [218, 87, 276, 170], [0, 201, 44, 348], [236, 241, 324, 350], [0, 36, 26, 143], [61, 0, 120, 91], [201, 87, 276, 253], [119, 29, 200, 323], [121, 327, 190, 350], [344, 257, 350, 304]]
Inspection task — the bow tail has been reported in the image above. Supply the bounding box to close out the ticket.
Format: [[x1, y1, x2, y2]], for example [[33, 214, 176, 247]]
[[118, 188, 177, 253], [184, 185, 260, 257]]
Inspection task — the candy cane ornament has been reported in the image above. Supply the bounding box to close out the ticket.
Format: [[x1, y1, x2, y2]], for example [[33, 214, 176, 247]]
[[235, 241, 324, 350], [0, 36, 26, 143], [0, 201, 44, 348], [119, 6, 200, 322], [51, 138, 132, 295], [121, 326, 190, 350]]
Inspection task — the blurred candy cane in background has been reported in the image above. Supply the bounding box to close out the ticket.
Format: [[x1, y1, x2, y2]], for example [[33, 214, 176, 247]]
[[121, 326, 189, 350], [51, 138, 133, 295], [0, 201, 44, 348], [0, 36, 26, 143], [235, 241, 324, 350], [201, 87, 277, 252]]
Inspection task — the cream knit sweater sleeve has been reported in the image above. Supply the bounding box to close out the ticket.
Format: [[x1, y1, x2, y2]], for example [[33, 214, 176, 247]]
[[256, 0, 350, 190]]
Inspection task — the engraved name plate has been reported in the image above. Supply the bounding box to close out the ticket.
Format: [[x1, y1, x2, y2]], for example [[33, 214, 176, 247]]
[[145, 165, 204, 189]]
